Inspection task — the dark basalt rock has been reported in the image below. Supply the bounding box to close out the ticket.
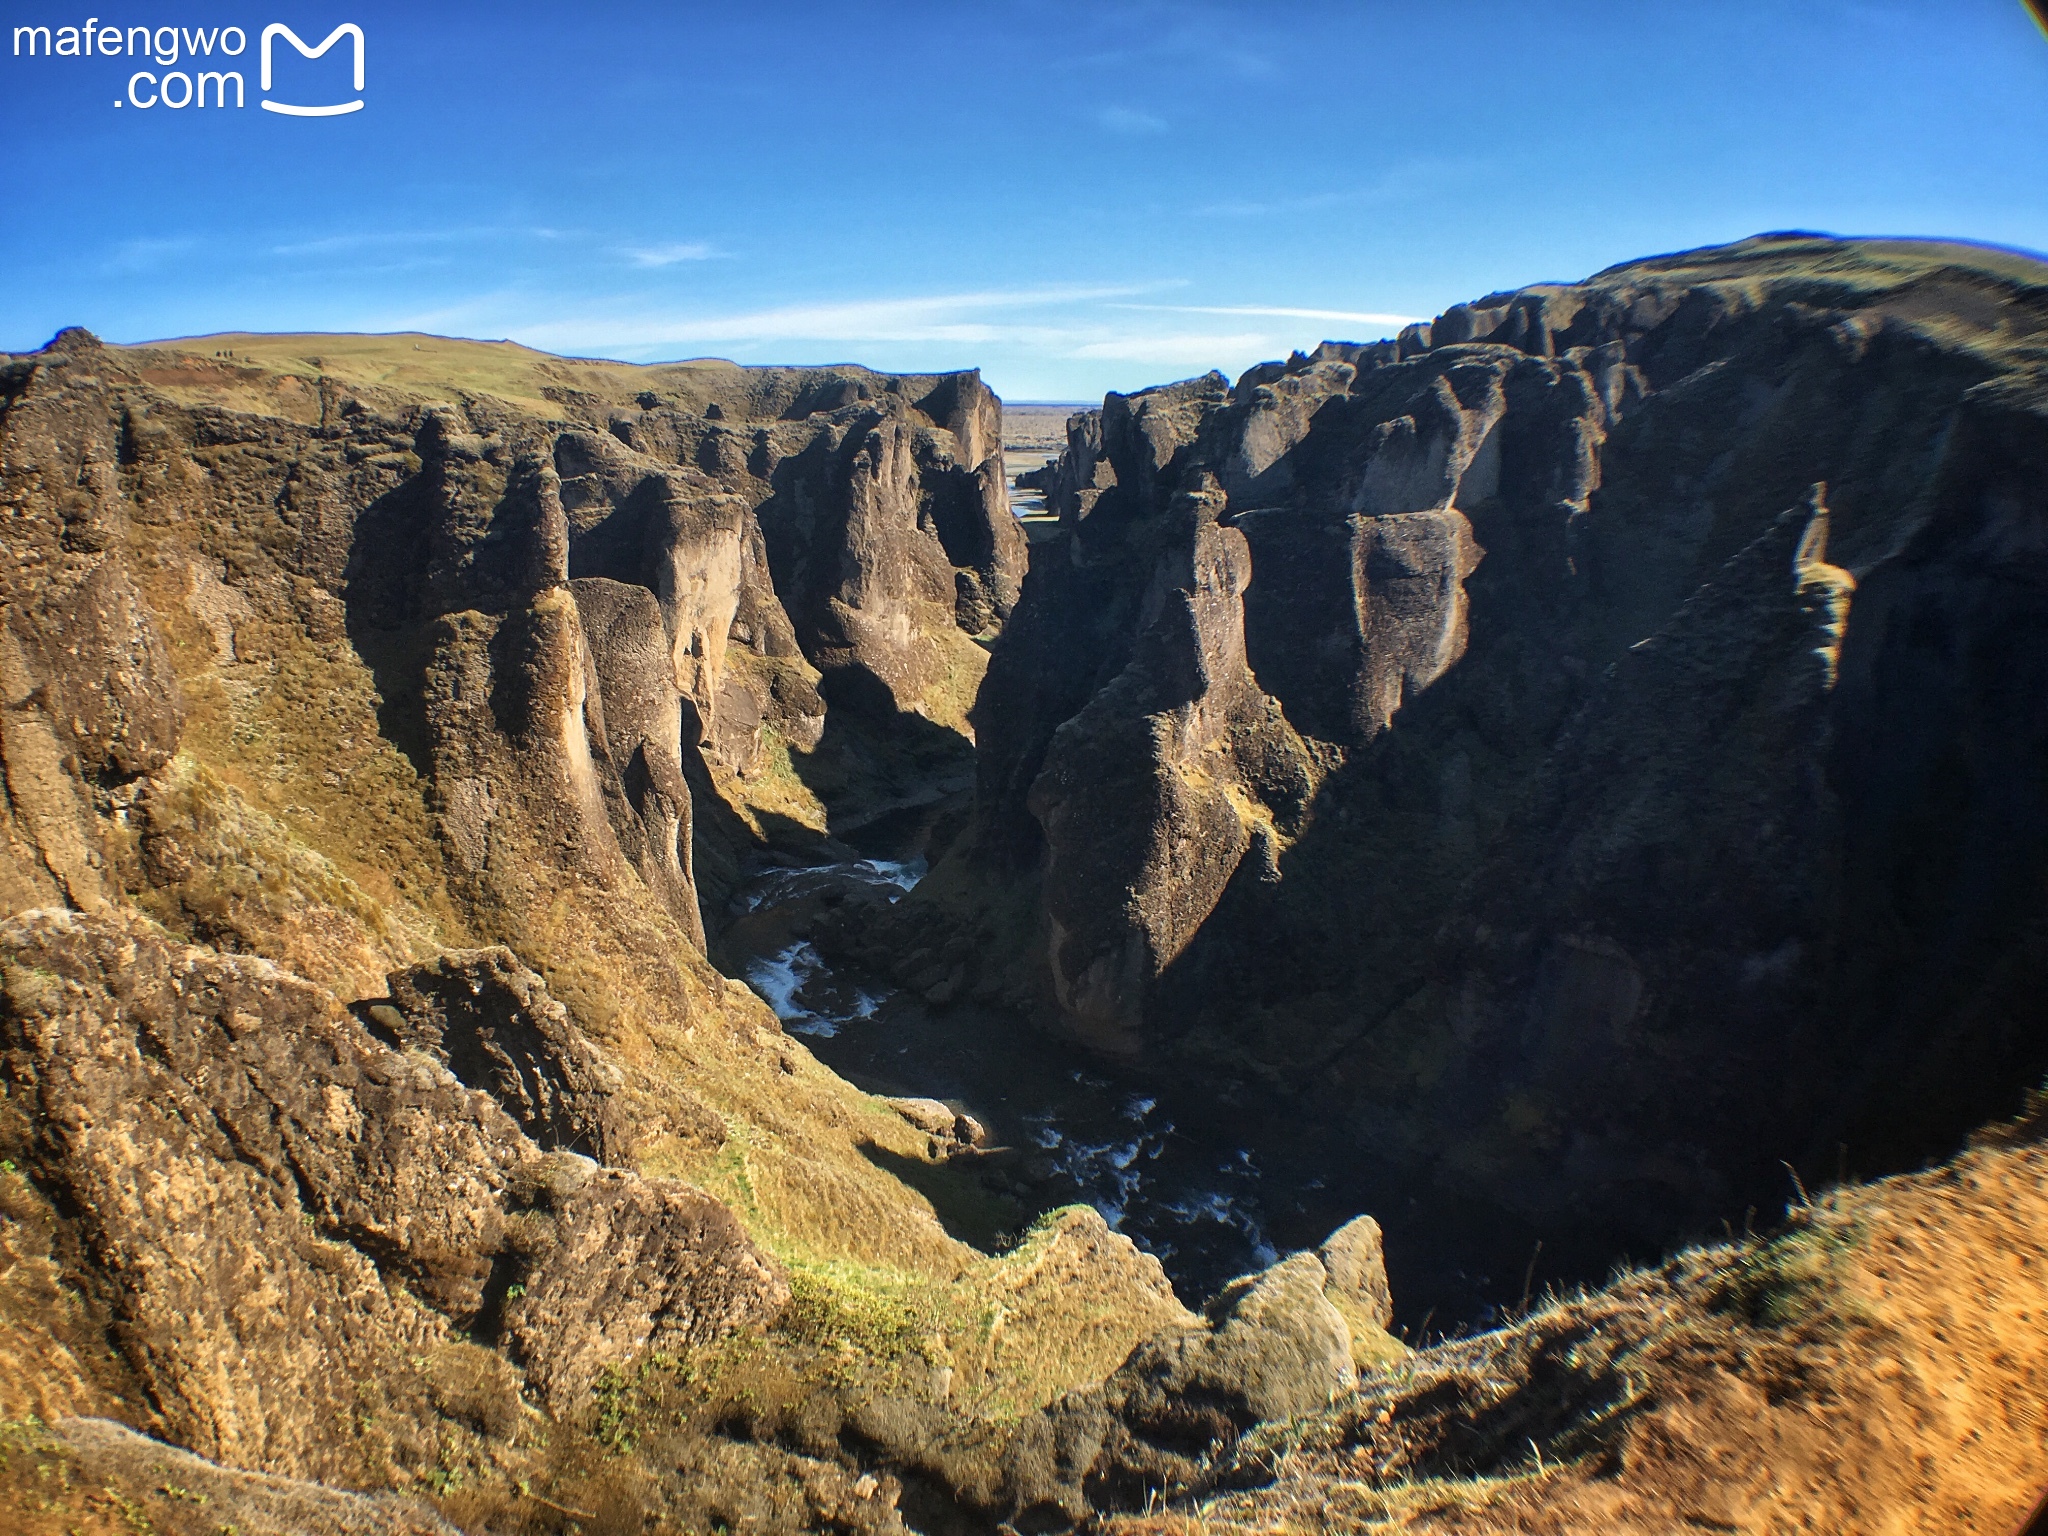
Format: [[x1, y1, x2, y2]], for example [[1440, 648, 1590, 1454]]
[[1023, 479, 1314, 1054], [962, 233, 2048, 1289]]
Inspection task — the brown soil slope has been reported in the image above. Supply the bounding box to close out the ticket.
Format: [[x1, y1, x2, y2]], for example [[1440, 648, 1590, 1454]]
[[1113, 1123, 2048, 1535]]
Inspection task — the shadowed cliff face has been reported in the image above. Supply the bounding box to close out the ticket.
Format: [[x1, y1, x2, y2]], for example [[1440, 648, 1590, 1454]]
[[966, 234, 2048, 1282]]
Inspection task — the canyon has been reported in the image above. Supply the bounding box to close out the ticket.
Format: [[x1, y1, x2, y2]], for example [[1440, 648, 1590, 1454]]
[[2, 232, 2047, 1534]]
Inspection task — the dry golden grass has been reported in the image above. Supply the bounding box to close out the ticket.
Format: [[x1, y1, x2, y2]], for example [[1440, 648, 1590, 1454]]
[[1108, 1130, 2048, 1536], [117, 331, 749, 419]]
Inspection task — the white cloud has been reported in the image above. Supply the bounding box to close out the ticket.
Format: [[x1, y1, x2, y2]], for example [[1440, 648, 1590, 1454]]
[[1067, 331, 1273, 364], [369, 280, 1417, 395], [623, 242, 720, 267], [1096, 105, 1168, 135], [509, 284, 1165, 352], [269, 226, 571, 257], [1114, 302, 1421, 329]]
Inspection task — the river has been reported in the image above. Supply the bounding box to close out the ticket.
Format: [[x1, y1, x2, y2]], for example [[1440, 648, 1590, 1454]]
[[727, 854, 1297, 1300]]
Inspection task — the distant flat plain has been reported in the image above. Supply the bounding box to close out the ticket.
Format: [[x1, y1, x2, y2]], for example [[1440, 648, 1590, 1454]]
[[1002, 402, 1088, 518]]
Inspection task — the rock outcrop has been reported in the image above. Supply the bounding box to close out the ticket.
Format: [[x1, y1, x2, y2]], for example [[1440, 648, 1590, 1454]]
[[558, 363, 1022, 752], [1096, 1133, 2048, 1536], [1110, 1249, 1358, 1443], [382, 947, 634, 1166], [1023, 479, 1315, 1054], [1001, 1222, 1389, 1525], [0, 909, 787, 1478], [0, 328, 183, 919], [569, 575, 707, 948], [1319, 1214, 1397, 1347], [497, 1150, 787, 1412], [960, 234, 2048, 1285]]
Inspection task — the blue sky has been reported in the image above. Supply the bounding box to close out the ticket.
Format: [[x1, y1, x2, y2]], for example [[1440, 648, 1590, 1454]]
[[3, 1, 2045, 400]]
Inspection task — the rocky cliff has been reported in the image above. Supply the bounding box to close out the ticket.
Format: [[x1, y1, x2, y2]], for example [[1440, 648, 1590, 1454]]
[[0, 327, 1179, 1532], [6, 238, 2048, 1535], [959, 233, 2048, 1290]]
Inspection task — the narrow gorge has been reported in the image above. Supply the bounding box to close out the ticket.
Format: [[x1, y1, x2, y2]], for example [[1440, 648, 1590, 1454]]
[[4, 232, 2048, 1535]]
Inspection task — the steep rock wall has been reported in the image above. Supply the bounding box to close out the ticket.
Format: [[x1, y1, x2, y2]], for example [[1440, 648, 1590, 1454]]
[[965, 234, 2048, 1273]]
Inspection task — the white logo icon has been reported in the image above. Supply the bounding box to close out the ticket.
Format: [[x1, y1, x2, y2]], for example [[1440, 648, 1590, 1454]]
[[260, 22, 362, 116]]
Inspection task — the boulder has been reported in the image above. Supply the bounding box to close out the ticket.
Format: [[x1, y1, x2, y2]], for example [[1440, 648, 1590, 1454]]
[[1110, 1251, 1355, 1446], [385, 947, 634, 1166], [882, 1095, 988, 1151], [1319, 1214, 1406, 1370], [1007, 1248, 1358, 1521], [1319, 1214, 1394, 1329]]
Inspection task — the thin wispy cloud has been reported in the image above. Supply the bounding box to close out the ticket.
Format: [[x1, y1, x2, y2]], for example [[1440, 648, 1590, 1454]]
[[1068, 331, 1271, 364], [623, 242, 721, 267], [270, 226, 572, 257], [510, 284, 1170, 352], [1096, 106, 1168, 135], [103, 237, 198, 274], [1115, 303, 1421, 329], [376, 282, 1409, 394]]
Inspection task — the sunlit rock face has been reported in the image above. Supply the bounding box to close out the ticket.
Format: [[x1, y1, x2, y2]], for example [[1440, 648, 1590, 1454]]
[[968, 234, 2048, 1270], [0, 330, 1185, 1535], [563, 366, 1022, 743]]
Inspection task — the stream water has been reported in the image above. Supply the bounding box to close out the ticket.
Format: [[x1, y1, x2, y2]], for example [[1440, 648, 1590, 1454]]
[[717, 810, 1558, 1327], [729, 856, 1296, 1301]]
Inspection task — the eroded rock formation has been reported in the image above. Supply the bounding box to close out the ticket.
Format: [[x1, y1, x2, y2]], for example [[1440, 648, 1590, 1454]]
[[5, 238, 2048, 1536], [961, 234, 2048, 1280], [383, 947, 635, 1165], [330, 361, 1024, 934], [0, 324, 1174, 1534], [1000, 1216, 1401, 1525]]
